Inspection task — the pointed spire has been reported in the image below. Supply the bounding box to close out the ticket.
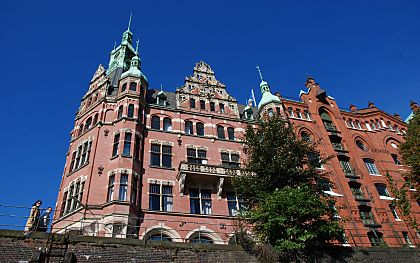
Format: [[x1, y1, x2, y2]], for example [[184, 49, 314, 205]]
[[256, 65, 264, 81], [160, 84, 163, 92], [127, 13, 132, 31], [135, 38, 139, 53], [113, 41, 116, 51]]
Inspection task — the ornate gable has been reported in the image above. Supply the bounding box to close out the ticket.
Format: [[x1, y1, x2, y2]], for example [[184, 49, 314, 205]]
[[177, 61, 235, 102]]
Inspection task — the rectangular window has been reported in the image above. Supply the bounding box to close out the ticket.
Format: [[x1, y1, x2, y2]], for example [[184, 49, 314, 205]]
[[150, 144, 172, 168], [389, 205, 400, 220], [78, 182, 85, 205], [75, 145, 82, 169], [227, 192, 245, 216], [350, 184, 364, 199], [131, 176, 138, 204], [107, 175, 115, 202], [119, 174, 128, 201], [190, 98, 196, 108], [402, 232, 413, 246], [190, 188, 212, 215], [150, 144, 161, 166], [65, 185, 73, 214], [391, 154, 401, 165], [296, 110, 303, 119], [200, 100, 206, 110], [187, 148, 207, 164], [375, 184, 390, 197], [364, 159, 380, 175], [220, 103, 225, 113], [80, 141, 89, 166], [288, 107, 294, 118], [60, 191, 67, 217], [112, 134, 120, 157], [123, 132, 132, 156], [339, 160, 353, 174], [69, 152, 76, 173], [210, 102, 215, 111], [134, 135, 141, 160], [149, 183, 173, 211], [71, 182, 80, 210], [308, 152, 323, 168], [221, 152, 240, 168]]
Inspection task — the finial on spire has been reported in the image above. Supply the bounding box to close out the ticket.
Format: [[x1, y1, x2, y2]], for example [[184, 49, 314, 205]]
[[256, 65, 264, 81], [127, 13, 132, 31], [113, 41, 116, 51], [160, 84, 163, 91], [135, 38, 139, 53]]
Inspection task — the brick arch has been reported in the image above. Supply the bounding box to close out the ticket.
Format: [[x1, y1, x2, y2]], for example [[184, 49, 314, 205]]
[[384, 136, 401, 149], [185, 227, 224, 244], [141, 225, 182, 242], [296, 125, 321, 142], [352, 135, 372, 153]]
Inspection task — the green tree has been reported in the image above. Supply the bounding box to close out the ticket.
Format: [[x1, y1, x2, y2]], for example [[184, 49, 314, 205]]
[[233, 115, 343, 253], [400, 110, 420, 196], [386, 109, 419, 230]]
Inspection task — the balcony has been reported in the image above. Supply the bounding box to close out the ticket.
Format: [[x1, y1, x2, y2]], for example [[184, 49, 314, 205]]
[[343, 168, 361, 179], [177, 162, 252, 197], [323, 121, 338, 132]]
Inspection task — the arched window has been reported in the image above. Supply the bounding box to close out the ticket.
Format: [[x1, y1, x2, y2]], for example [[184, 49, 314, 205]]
[[319, 109, 336, 131], [84, 117, 92, 132], [151, 116, 160, 130], [147, 234, 172, 242], [227, 127, 235, 141], [127, 104, 134, 118], [121, 83, 127, 92], [190, 236, 213, 244], [196, 122, 204, 136], [92, 113, 98, 125], [79, 124, 84, 136], [217, 125, 225, 139], [300, 131, 312, 142], [163, 118, 172, 131], [117, 105, 123, 119], [185, 121, 193, 135], [129, 82, 137, 91]]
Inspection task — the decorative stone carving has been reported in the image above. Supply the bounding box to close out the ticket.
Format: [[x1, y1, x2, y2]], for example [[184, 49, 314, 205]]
[[217, 178, 224, 199], [179, 173, 186, 196], [91, 64, 106, 83]]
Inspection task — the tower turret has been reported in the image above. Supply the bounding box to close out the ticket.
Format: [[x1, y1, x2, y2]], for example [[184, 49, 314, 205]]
[[256, 66, 281, 111], [107, 14, 137, 74]]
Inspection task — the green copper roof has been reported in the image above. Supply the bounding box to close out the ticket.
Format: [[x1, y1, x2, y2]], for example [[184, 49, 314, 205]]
[[257, 80, 281, 109]]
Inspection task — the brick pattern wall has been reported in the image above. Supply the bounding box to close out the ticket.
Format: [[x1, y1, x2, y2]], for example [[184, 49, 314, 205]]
[[0, 231, 419, 263]]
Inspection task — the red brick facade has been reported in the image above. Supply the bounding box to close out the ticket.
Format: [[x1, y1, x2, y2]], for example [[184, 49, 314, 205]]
[[52, 27, 418, 248]]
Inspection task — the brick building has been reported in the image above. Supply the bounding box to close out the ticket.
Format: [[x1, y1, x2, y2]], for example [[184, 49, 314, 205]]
[[52, 22, 419, 247]]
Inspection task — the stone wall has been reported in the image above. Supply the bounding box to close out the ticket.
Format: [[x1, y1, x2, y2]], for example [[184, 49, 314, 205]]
[[0, 230, 418, 263]]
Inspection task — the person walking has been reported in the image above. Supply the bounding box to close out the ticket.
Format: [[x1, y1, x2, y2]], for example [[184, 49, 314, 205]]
[[24, 200, 42, 232], [37, 207, 52, 232]]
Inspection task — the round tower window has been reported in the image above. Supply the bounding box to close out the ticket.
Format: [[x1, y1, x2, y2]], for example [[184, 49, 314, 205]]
[[390, 142, 398, 149], [356, 140, 368, 151]]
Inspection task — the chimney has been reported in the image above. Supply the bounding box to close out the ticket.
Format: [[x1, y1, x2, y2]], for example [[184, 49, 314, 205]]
[[394, 113, 401, 120], [368, 101, 375, 108], [350, 104, 357, 112], [305, 76, 316, 89], [410, 100, 418, 112], [274, 92, 281, 98]]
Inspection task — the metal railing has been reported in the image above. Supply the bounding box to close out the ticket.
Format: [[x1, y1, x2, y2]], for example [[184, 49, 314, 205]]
[[0, 202, 418, 247]]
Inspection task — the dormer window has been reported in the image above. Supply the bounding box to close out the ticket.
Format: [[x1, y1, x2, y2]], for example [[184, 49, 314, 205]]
[[287, 107, 294, 118], [220, 103, 225, 113]]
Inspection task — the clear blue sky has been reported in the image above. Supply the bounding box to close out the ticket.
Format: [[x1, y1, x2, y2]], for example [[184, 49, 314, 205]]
[[0, 0, 419, 228]]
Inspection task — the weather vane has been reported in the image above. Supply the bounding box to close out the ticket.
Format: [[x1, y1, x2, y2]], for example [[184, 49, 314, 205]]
[[256, 65, 264, 81]]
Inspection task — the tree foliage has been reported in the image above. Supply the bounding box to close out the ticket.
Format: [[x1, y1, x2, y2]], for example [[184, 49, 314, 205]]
[[233, 115, 343, 253], [386, 110, 419, 230], [400, 110, 420, 196]]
